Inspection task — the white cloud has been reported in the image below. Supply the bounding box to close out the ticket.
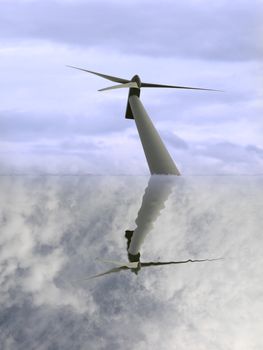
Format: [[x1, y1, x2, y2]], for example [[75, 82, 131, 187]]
[[0, 177, 96, 313]]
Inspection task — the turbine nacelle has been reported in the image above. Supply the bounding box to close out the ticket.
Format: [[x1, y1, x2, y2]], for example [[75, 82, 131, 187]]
[[131, 74, 141, 88]]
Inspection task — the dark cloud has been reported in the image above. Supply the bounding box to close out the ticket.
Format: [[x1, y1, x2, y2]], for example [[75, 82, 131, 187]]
[[159, 130, 188, 149], [245, 144, 263, 158], [197, 141, 263, 163], [0, 108, 129, 141], [0, 0, 262, 61]]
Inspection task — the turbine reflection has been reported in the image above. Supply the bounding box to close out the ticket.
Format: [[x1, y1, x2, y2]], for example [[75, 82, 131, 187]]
[[86, 176, 222, 280]]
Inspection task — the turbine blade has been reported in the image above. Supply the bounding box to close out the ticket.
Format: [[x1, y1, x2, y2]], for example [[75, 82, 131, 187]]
[[141, 82, 222, 92], [73, 267, 127, 281], [98, 82, 139, 92], [66, 65, 129, 84], [97, 258, 139, 269], [141, 258, 223, 267]]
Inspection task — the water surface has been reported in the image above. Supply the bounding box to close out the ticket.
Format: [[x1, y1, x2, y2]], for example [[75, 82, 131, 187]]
[[0, 175, 262, 349]]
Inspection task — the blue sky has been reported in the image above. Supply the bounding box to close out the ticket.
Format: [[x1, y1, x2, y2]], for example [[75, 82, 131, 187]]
[[0, 0, 262, 174]]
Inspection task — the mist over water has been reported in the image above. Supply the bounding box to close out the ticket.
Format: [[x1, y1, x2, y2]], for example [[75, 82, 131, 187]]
[[0, 175, 262, 349]]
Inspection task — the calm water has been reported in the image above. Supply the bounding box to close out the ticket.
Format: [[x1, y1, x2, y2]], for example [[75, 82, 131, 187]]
[[0, 175, 262, 349]]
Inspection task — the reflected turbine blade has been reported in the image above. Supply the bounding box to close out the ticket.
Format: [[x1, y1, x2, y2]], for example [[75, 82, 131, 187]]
[[141, 82, 222, 92], [97, 258, 139, 269], [75, 267, 127, 281], [66, 65, 129, 83], [141, 258, 223, 267], [99, 82, 139, 92]]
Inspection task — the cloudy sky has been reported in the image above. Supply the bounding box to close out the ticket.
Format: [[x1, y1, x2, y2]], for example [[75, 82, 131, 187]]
[[0, 0, 262, 174]]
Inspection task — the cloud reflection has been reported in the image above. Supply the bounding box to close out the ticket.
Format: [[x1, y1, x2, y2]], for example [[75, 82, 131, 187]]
[[0, 175, 262, 349]]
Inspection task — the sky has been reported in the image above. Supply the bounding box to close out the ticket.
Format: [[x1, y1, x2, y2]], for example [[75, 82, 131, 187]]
[[0, 175, 263, 349], [0, 0, 262, 175]]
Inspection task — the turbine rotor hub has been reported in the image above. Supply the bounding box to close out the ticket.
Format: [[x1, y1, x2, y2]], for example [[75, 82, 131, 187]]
[[131, 74, 141, 88]]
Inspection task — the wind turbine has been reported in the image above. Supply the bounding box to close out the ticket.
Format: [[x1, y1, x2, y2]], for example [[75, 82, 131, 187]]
[[68, 67, 222, 280], [67, 66, 220, 176]]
